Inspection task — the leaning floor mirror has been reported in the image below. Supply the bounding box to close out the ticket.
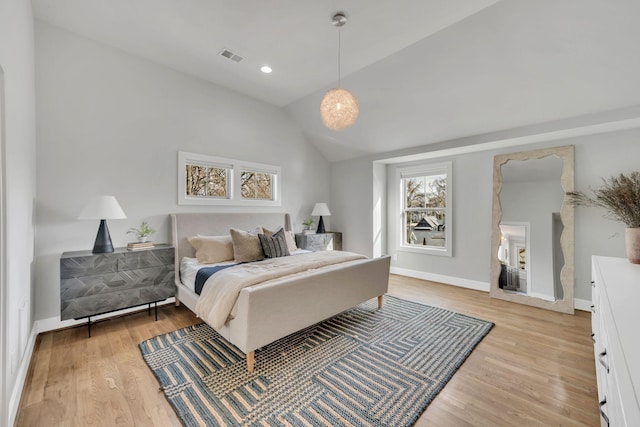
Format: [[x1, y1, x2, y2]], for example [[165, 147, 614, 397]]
[[490, 145, 575, 314]]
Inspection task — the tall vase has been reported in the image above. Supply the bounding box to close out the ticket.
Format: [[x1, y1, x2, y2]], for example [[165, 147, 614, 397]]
[[625, 228, 640, 264]]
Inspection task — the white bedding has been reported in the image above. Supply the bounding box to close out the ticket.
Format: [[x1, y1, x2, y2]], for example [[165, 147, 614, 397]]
[[180, 257, 235, 293], [194, 251, 367, 329], [180, 249, 312, 292]]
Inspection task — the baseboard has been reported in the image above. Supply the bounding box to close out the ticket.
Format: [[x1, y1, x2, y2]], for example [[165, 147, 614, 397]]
[[7, 297, 178, 425], [390, 267, 490, 292], [390, 267, 593, 311], [35, 297, 177, 334], [574, 298, 592, 312], [7, 322, 38, 427]]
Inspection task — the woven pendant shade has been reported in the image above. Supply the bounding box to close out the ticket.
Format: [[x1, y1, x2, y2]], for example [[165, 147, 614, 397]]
[[320, 88, 359, 130], [320, 13, 359, 131]]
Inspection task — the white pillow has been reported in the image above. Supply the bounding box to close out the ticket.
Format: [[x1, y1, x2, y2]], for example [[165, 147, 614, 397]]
[[284, 230, 298, 253], [187, 235, 234, 264]]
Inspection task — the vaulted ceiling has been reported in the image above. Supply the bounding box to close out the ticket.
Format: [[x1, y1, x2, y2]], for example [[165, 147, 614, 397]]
[[32, 0, 640, 161]]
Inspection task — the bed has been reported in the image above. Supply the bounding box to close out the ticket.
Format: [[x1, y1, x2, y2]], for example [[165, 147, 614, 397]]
[[170, 212, 390, 372]]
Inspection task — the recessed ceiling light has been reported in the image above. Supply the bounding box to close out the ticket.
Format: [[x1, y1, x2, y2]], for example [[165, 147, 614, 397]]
[[260, 65, 273, 74]]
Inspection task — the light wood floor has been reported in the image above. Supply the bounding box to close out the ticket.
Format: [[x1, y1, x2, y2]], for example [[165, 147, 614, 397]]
[[16, 275, 599, 426]]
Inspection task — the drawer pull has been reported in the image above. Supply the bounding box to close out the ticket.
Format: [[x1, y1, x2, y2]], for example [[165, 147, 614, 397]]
[[591, 332, 596, 344], [599, 398, 610, 426], [599, 350, 610, 374]]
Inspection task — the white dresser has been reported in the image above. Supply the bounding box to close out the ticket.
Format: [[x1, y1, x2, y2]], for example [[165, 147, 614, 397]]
[[591, 256, 640, 426]]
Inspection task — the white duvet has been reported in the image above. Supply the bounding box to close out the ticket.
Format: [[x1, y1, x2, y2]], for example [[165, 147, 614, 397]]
[[194, 250, 367, 329]]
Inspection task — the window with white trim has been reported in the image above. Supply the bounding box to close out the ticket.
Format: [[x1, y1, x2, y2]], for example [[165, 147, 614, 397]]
[[398, 162, 452, 256], [179, 152, 281, 206], [240, 169, 275, 201], [185, 161, 231, 200]]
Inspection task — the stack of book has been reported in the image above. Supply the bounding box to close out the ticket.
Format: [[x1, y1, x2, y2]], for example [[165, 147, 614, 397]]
[[127, 241, 155, 251]]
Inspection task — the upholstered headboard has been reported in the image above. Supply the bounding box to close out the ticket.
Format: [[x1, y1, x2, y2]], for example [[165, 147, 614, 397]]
[[169, 212, 291, 286]]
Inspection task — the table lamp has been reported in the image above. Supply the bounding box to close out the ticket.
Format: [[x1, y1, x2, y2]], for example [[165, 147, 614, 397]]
[[78, 195, 127, 253], [311, 202, 331, 234]]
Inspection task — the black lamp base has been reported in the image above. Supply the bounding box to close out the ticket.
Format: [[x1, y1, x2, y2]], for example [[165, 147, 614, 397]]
[[92, 219, 114, 253], [316, 216, 326, 234]]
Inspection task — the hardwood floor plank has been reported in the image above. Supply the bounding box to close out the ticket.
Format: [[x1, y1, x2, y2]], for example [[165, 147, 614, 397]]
[[15, 275, 599, 426]]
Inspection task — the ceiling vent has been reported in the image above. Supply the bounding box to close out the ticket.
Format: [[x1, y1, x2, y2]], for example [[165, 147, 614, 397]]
[[219, 48, 244, 63]]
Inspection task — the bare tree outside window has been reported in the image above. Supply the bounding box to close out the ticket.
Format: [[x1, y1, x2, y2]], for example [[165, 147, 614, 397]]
[[241, 171, 273, 200], [179, 152, 281, 206], [404, 173, 447, 248], [185, 164, 229, 198]]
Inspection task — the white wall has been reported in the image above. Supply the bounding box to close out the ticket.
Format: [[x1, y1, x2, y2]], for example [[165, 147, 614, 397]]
[[384, 150, 494, 288], [34, 22, 331, 324], [333, 126, 640, 303], [0, 0, 37, 425], [330, 157, 374, 257]]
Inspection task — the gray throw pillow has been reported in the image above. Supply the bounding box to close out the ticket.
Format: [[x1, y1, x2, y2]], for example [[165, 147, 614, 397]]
[[258, 228, 290, 258]]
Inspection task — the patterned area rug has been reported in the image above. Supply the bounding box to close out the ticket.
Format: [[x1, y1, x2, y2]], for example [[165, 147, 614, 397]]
[[140, 296, 493, 426]]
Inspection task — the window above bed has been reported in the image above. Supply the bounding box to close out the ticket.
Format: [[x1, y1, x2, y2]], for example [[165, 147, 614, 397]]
[[240, 169, 275, 201], [179, 151, 281, 206]]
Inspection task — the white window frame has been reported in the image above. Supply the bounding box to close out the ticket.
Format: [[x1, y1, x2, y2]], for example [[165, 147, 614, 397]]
[[178, 151, 281, 206], [397, 161, 452, 257]]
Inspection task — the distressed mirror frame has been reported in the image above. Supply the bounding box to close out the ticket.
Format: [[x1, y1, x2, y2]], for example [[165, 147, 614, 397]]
[[490, 145, 575, 314]]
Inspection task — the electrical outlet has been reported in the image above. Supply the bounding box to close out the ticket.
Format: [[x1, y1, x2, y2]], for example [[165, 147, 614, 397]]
[[392, 253, 398, 261]]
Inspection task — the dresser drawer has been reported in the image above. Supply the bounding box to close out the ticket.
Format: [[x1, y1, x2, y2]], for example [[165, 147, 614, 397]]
[[61, 247, 173, 278], [591, 256, 640, 427], [60, 279, 175, 320]]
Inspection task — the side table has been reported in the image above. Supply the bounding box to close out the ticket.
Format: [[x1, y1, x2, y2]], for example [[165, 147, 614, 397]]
[[295, 232, 342, 251]]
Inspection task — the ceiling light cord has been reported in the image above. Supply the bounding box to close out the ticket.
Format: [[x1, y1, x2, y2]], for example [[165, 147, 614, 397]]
[[320, 12, 359, 131], [337, 26, 342, 88]]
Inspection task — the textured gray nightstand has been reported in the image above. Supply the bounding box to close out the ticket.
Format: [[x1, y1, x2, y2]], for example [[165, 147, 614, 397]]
[[295, 232, 342, 251], [60, 244, 175, 335]]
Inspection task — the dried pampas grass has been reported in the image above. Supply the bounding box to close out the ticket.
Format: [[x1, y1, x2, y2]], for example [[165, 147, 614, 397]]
[[567, 172, 640, 228]]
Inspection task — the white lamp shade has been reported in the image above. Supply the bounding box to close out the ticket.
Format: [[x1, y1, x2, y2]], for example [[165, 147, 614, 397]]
[[78, 196, 127, 220], [311, 203, 331, 217]]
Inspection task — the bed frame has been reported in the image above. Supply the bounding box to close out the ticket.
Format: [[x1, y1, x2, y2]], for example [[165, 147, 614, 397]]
[[170, 212, 390, 372]]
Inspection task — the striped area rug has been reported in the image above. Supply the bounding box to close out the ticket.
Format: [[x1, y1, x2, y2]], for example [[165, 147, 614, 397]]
[[139, 296, 493, 426]]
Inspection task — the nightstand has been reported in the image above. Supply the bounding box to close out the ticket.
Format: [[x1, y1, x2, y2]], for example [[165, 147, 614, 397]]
[[295, 232, 342, 251], [60, 244, 175, 336]]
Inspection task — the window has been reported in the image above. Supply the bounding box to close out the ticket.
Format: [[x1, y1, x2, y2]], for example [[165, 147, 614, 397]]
[[185, 163, 230, 199], [398, 162, 452, 256], [179, 152, 281, 206], [240, 170, 274, 200]]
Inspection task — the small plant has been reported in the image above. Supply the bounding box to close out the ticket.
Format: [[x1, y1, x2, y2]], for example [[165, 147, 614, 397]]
[[302, 219, 315, 230], [127, 221, 157, 239], [567, 171, 640, 227]]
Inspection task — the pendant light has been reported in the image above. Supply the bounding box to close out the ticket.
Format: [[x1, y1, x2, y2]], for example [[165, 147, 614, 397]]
[[320, 13, 359, 131]]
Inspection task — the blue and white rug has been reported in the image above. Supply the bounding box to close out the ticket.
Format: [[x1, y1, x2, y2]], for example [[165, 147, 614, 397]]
[[140, 295, 493, 426]]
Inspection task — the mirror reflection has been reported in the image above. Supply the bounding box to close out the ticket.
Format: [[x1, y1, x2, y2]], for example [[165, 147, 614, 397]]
[[490, 145, 574, 314], [498, 156, 564, 301], [498, 223, 529, 293]]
